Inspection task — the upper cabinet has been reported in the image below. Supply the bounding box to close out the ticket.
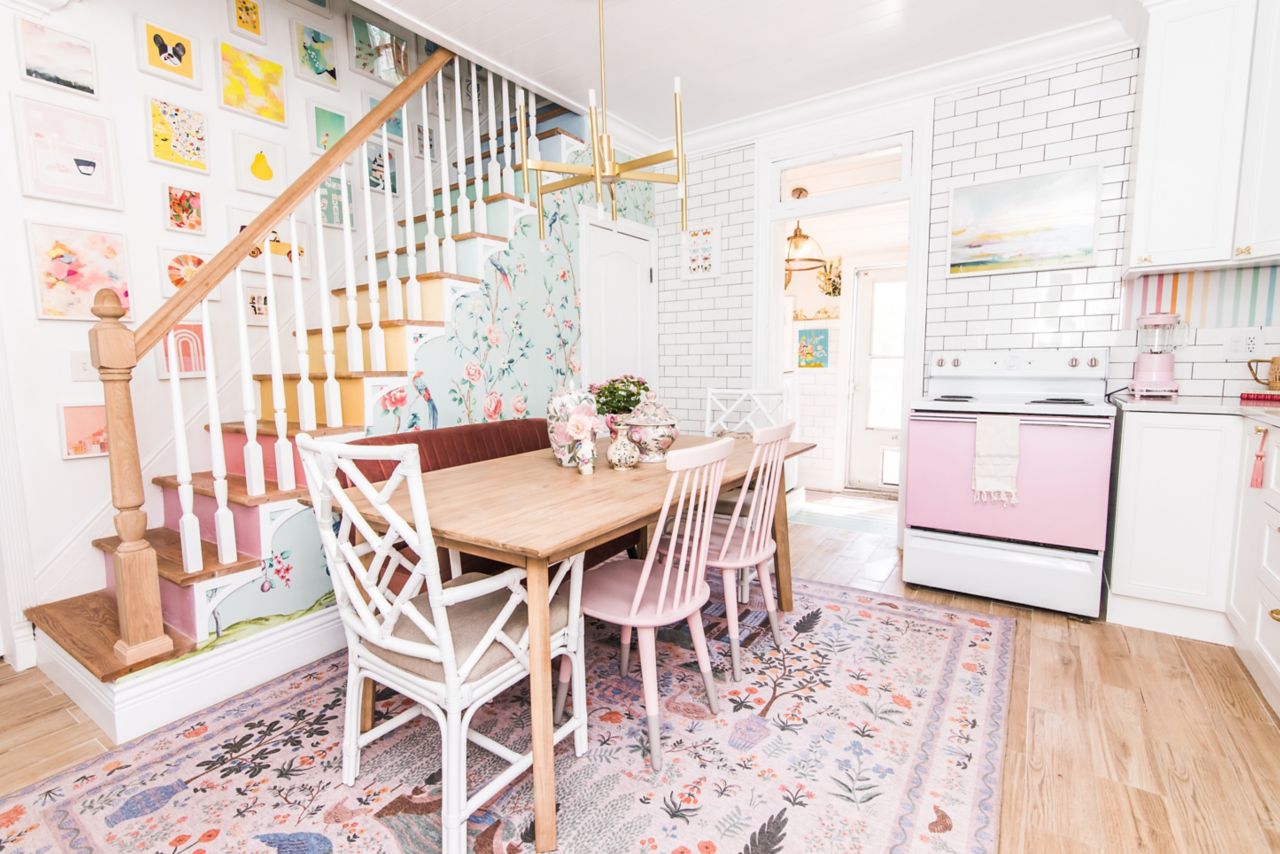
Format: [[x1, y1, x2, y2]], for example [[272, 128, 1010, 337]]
[[1236, 0, 1280, 260], [1128, 0, 1257, 269]]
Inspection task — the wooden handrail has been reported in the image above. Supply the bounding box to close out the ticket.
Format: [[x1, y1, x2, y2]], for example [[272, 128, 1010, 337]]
[[132, 47, 456, 359]]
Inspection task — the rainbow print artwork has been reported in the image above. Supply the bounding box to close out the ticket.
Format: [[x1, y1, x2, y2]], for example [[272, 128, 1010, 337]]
[[1125, 265, 1280, 328], [948, 166, 1100, 276]]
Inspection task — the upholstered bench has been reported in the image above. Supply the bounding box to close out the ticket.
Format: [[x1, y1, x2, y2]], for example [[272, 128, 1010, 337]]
[[350, 419, 639, 574]]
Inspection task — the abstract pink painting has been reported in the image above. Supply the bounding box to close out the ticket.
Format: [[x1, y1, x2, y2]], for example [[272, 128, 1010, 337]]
[[28, 223, 130, 320], [159, 321, 207, 378], [60, 404, 109, 459]]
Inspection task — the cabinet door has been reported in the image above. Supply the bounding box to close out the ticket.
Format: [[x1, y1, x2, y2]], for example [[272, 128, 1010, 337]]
[[1236, 0, 1280, 259], [1129, 0, 1256, 268], [1229, 434, 1264, 633], [1110, 412, 1244, 610]]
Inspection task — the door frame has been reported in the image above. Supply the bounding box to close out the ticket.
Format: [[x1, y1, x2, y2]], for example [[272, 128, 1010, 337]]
[[578, 207, 660, 387]]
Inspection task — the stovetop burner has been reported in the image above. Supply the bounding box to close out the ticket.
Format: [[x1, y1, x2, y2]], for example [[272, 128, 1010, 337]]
[[1026, 397, 1090, 405]]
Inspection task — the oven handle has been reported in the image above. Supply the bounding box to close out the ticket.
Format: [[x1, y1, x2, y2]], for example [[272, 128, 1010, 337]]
[[909, 413, 1112, 429]]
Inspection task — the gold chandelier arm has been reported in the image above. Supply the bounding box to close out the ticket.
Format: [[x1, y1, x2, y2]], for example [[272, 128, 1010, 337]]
[[616, 170, 680, 184], [538, 173, 595, 194], [528, 160, 596, 177], [674, 81, 687, 230], [616, 150, 677, 172], [588, 103, 605, 207]]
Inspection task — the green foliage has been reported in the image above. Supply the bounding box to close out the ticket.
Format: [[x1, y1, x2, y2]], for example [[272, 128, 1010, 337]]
[[589, 374, 650, 415], [740, 808, 788, 854]]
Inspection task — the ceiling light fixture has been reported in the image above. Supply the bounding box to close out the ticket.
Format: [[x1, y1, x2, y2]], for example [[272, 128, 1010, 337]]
[[783, 187, 825, 288], [518, 0, 687, 238]]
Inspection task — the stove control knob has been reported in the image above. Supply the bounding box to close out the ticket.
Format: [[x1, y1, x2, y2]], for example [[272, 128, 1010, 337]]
[[1068, 357, 1079, 368], [936, 358, 945, 368], [952, 358, 961, 367], [1088, 356, 1099, 368]]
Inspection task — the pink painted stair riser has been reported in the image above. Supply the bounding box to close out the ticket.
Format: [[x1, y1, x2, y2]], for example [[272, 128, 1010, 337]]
[[160, 486, 264, 558], [103, 557, 200, 640], [219, 430, 306, 488]]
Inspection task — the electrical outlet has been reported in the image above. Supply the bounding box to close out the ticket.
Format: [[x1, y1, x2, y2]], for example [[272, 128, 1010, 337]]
[[69, 351, 96, 381], [1224, 327, 1264, 361]]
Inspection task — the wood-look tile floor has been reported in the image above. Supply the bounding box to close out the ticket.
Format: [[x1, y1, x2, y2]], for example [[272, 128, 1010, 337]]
[[2, 489, 1278, 853]]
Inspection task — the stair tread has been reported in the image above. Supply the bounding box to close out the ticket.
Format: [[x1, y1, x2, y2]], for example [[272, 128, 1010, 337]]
[[399, 193, 531, 226], [329, 271, 482, 295], [252, 370, 403, 380], [25, 591, 195, 683], [375, 232, 505, 260], [302, 319, 445, 335], [211, 420, 356, 438], [435, 126, 582, 187], [91, 527, 260, 587], [153, 471, 307, 507]]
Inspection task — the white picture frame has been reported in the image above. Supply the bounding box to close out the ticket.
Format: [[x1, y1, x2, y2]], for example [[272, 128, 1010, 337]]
[[155, 319, 209, 379], [59, 403, 109, 460], [290, 18, 339, 91], [946, 164, 1103, 278], [158, 247, 217, 300], [347, 11, 413, 87], [216, 40, 288, 128], [307, 100, 348, 156], [146, 97, 210, 175], [227, 0, 268, 44], [232, 131, 288, 197], [135, 16, 202, 90], [229, 206, 312, 279], [287, 0, 331, 18], [365, 91, 405, 140], [679, 221, 721, 280], [12, 95, 123, 211], [245, 284, 270, 326], [15, 18, 98, 98], [164, 183, 207, 236]]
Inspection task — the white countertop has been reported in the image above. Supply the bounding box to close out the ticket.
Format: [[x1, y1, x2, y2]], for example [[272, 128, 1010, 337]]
[[1113, 393, 1280, 427]]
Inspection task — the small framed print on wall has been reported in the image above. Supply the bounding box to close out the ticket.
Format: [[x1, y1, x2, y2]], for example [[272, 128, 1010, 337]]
[[165, 184, 205, 234], [148, 98, 210, 174], [158, 248, 216, 300], [59, 403, 109, 459], [137, 18, 201, 89], [308, 102, 347, 154], [16, 18, 97, 97], [291, 19, 339, 90], [245, 285, 270, 326], [232, 132, 287, 196], [679, 222, 720, 280], [13, 97, 122, 210], [228, 0, 267, 43], [28, 222, 130, 321], [156, 321, 208, 379], [288, 0, 331, 18]]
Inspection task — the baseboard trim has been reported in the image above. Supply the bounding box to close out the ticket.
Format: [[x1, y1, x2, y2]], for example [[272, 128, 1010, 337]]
[[1104, 594, 1237, 646], [37, 607, 345, 744]]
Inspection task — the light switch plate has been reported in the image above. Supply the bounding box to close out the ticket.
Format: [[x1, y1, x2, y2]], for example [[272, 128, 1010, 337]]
[[69, 351, 96, 381], [1224, 327, 1265, 361]]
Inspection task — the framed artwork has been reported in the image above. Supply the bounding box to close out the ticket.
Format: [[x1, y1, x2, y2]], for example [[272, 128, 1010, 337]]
[[680, 223, 720, 280], [148, 98, 209, 174], [12, 97, 122, 210], [291, 20, 338, 90], [229, 207, 311, 279], [948, 165, 1102, 277], [137, 18, 200, 88], [318, 176, 350, 228], [59, 404, 109, 459], [366, 145, 398, 195], [413, 123, 435, 161], [245, 285, 270, 326], [228, 0, 266, 44], [348, 13, 410, 86], [288, 0, 331, 18], [308, 102, 347, 154], [218, 41, 286, 126], [16, 18, 97, 97], [28, 222, 130, 321], [797, 328, 830, 369], [158, 248, 216, 300], [165, 184, 205, 234], [157, 321, 207, 379], [366, 92, 404, 139], [232, 132, 287, 196]]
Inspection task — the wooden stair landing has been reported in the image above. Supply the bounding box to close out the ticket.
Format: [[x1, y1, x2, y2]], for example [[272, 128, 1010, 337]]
[[26, 591, 194, 682], [92, 527, 259, 587], [330, 271, 481, 296], [210, 420, 354, 439]]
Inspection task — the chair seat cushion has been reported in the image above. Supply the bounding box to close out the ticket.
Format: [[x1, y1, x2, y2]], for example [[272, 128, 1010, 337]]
[[363, 572, 571, 683], [581, 558, 710, 626]]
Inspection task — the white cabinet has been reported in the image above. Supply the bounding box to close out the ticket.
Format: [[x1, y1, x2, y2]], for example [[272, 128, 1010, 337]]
[[1110, 411, 1243, 612], [1229, 427, 1266, 631], [1233, 418, 1280, 714], [1235, 0, 1280, 259], [1128, 0, 1257, 268]]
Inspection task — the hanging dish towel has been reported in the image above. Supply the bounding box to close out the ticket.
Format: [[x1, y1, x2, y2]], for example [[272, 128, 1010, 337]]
[[973, 415, 1020, 505]]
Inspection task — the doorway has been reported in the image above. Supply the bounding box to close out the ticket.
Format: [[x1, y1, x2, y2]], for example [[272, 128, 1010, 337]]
[[846, 267, 907, 491], [579, 211, 658, 386]]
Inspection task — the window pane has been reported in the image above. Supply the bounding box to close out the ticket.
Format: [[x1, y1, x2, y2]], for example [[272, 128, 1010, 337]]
[[870, 280, 906, 357], [780, 145, 904, 202], [867, 357, 903, 430]]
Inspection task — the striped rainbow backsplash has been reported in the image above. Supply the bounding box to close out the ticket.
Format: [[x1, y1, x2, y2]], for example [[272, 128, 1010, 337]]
[[1123, 265, 1280, 328]]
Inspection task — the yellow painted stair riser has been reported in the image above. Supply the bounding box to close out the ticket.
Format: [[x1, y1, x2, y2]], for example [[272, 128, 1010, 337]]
[[257, 376, 367, 427], [303, 325, 431, 374], [333, 278, 449, 326]]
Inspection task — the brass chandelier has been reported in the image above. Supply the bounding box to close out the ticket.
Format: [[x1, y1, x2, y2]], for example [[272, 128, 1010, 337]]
[[518, 0, 687, 238]]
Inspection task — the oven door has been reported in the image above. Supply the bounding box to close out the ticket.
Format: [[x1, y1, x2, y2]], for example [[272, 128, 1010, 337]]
[[904, 411, 1114, 550]]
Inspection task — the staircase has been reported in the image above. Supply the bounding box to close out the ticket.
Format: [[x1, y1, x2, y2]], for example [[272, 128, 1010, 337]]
[[23, 47, 596, 741]]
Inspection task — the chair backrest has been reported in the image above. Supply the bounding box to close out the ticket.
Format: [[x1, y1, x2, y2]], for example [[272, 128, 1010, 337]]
[[704, 388, 795, 437], [718, 421, 796, 563], [296, 433, 529, 691], [629, 437, 734, 621]]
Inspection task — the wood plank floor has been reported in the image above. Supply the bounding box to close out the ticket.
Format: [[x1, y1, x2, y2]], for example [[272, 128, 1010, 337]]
[[2, 489, 1278, 853]]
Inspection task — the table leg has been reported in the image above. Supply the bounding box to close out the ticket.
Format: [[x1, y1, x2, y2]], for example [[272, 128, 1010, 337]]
[[525, 557, 558, 851], [771, 485, 794, 612], [360, 678, 375, 733], [635, 523, 655, 560]]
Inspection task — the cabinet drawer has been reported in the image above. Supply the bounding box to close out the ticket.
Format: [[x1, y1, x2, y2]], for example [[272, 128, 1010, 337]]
[[1256, 585, 1280, 684]]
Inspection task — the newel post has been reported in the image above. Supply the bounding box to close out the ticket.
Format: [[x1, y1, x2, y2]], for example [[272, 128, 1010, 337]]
[[89, 290, 174, 664]]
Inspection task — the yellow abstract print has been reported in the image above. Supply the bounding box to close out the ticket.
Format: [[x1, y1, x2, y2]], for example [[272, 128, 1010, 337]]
[[232, 0, 263, 39], [219, 42, 285, 125], [149, 99, 208, 173]]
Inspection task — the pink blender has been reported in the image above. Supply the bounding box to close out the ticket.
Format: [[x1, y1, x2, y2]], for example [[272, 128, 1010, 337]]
[[1132, 313, 1186, 399]]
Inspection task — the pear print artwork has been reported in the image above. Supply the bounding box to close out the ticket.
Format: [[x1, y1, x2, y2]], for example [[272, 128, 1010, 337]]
[[232, 132, 286, 196]]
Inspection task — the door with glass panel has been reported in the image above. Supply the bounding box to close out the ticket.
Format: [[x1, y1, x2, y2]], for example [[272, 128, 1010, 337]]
[[846, 267, 906, 491]]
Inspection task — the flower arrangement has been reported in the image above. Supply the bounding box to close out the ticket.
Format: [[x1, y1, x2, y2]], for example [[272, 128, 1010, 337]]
[[589, 374, 650, 415], [547, 387, 605, 469]]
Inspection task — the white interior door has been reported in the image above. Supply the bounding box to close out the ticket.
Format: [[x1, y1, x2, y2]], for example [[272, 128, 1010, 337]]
[[847, 267, 907, 491], [580, 215, 658, 386]]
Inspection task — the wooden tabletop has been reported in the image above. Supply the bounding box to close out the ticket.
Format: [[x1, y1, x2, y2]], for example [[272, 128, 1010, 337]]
[[327, 435, 815, 564]]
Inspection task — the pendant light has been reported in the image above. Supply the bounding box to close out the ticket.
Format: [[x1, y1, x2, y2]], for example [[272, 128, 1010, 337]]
[[783, 186, 825, 288]]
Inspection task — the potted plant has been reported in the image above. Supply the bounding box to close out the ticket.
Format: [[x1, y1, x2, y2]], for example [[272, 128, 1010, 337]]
[[589, 374, 650, 439]]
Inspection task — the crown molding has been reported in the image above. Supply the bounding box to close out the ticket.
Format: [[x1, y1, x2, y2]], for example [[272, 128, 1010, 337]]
[[0, 0, 77, 15]]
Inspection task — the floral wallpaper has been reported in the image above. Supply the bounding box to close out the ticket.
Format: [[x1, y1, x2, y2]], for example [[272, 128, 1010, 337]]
[[368, 146, 655, 434]]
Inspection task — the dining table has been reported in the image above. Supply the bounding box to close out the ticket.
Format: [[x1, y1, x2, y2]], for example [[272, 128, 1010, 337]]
[[338, 433, 814, 852]]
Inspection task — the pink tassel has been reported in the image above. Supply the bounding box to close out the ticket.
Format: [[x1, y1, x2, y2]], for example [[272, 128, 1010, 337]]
[[1252, 429, 1269, 489]]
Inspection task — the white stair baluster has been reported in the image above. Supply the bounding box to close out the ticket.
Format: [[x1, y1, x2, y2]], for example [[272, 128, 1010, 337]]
[[470, 60, 488, 233], [419, 80, 441, 275], [400, 103, 421, 321], [165, 328, 204, 573], [339, 162, 363, 373], [486, 69, 501, 198], [517, 88, 530, 204], [502, 76, 516, 196], [289, 213, 316, 431], [361, 140, 387, 370], [528, 87, 539, 159], [379, 124, 405, 322], [452, 57, 472, 233], [233, 266, 266, 496], [262, 231, 296, 491], [437, 68, 457, 273], [200, 299, 237, 563], [311, 187, 342, 427]]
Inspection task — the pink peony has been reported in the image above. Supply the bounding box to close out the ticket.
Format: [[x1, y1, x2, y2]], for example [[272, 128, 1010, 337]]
[[483, 391, 503, 422], [565, 412, 597, 441], [463, 362, 483, 384], [544, 304, 556, 318], [379, 386, 408, 411], [486, 325, 502, 347], [512, 394, 528, 418]]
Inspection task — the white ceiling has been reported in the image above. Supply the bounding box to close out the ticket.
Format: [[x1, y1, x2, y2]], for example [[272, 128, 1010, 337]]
[[376, 0, 1137, 140]]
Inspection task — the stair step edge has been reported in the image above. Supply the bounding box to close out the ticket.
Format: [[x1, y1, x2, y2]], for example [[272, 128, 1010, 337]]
[[91, 528, 260, 587]]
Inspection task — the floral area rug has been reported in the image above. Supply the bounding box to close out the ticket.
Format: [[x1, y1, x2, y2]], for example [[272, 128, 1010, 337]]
[[0, 577, 1014, 853]]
